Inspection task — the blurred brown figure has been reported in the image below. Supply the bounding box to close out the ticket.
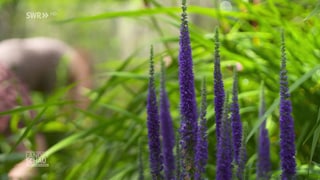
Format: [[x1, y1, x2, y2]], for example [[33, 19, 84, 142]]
[[0, 37, 93, 107], [0, 37, 93, 179]]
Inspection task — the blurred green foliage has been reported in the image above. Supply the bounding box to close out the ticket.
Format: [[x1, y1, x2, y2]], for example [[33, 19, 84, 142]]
[[0, 0, 320, 179]]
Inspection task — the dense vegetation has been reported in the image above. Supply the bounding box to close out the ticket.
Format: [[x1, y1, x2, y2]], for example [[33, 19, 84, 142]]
[[1, 0, 319, 179]]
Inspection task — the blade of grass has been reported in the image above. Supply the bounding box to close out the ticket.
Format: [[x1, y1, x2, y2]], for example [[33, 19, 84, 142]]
[[10, 107, 48, 152], [304, 0, 320, 20], [310, 107, 320, 163], [39, 120, 111, 160], [56, 6, 251, 24], [303, 107, 320, 145], [89, 46, 145, 109], [0, 101, 73, 116], [101, 104, 144, 121]]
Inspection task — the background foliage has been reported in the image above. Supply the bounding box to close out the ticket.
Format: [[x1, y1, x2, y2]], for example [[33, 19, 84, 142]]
[[0, 0, 319, 179]]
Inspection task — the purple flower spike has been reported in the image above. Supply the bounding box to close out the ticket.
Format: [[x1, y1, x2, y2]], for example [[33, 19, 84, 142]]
[[147, 46, 163, 179], [216, 93, 232, 180], [279, 32, 296, 180], [178, 0, 198, 178], [160, 61, 175, 180], [214, 28, 225, 142], [236, 126, 247, 180], [257, 82, 271, 180], [194, 78, 208, 180], [231, 66, 242, 164]]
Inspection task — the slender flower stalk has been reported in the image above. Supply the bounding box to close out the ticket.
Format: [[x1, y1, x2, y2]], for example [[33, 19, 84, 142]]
[[231, 66, 242, 164], [178, 0, 198, 177], [147, 46, 163, 179], [257, 82, 271, 180], [214, 28, 225, 142], [175, 132, 181, 180], [216, 93, 232, 180], [236, 124, 247, 180], [279, 32, 296, 180], [194, 78, 208, 180], [159, 61, 175, 180]]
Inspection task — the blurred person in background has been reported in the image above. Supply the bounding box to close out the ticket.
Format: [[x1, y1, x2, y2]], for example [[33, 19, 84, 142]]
[[0, 37, 93, 179]]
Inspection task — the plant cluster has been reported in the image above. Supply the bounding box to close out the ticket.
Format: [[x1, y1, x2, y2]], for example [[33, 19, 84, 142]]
[[146, 1, 296, 179]]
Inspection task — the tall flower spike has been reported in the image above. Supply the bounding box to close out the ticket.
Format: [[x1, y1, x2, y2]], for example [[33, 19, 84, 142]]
[[214, 28, 225, 142], [160, 60, 175, 180], [216, 92, 232, 180], [236, 124, 247, 180], [178, 0, 198, 178], [194, 78, 208, 180], [257, 82, 271, 180], [147, 46, 163, 179], [279, 32, 296, 180], [231, 66, 242, 164]]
